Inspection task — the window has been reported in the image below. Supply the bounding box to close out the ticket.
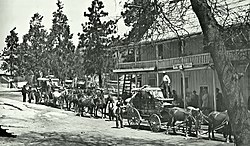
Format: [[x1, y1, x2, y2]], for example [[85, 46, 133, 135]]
[[158, 44, 163, 59], [149, 78, 156, 87]]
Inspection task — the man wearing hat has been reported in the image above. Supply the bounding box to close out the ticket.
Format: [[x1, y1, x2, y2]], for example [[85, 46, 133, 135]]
[[216, 88, 224, 112], [115, 97, 124, 128], [162, 72, 171, 98], [190, 90, 199, 108]]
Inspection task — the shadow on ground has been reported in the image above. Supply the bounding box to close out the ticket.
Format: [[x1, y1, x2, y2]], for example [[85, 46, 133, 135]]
[[0, 131, 175, 146], [0, 130, 232, 146]]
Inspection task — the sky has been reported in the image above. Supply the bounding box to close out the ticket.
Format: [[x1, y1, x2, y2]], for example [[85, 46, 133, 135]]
[[0, 0, 129, 52]]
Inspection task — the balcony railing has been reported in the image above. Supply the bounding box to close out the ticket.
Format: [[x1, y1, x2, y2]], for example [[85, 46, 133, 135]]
[[158, 53, 212, 70], [117, 60, 156, 69], [116, 49, 250, 71]]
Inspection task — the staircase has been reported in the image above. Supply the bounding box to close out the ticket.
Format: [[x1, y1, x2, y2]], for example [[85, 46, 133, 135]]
[[121, 74, 133, 99]]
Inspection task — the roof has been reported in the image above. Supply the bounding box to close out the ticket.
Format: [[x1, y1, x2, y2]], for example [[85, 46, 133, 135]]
[[120, 0, 249, 46]]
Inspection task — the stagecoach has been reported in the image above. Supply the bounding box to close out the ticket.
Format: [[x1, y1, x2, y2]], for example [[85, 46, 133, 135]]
[[37, 77, 62, 105], [123, 86, 174, 132]]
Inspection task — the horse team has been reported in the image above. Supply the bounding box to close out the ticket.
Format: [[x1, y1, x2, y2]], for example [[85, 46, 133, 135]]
[[27, 87, 116, 119], [26, 86, 233, 143], [163, 106, 233, 142]]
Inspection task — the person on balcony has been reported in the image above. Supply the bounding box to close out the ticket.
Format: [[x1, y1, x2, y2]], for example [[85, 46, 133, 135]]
[[161, 72, 171, 98]]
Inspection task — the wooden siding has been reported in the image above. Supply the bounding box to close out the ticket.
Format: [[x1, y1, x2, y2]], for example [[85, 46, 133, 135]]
[[142, 69, 221, 109], [140, 45, 156, 61], [140, 67, 250, 109], [184, 35, 203, 55]]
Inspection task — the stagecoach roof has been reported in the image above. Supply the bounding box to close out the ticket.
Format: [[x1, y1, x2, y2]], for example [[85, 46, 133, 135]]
[[77, 81, 85, 85], [65, 80, 73, 82], [37, 77, 49, 81]]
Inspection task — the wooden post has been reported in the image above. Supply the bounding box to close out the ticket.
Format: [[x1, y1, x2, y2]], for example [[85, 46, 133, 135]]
[[156, 44, 159, 87], [213, 68, 217, 111], [117, 74, 120, 98], [134, 47, 138, 88], [181, 70, 186, 109], [135, 74, 138, 88]]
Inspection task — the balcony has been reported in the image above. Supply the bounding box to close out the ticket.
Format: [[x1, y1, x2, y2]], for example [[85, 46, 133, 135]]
[[116, 53, 212, 72], [115, 49, 250, 73]]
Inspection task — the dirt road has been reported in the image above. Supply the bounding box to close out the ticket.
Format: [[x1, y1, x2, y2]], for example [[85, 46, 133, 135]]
[[0, 90, 233, 146]]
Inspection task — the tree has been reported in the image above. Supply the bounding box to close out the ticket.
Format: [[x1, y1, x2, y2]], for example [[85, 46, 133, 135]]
[[78, 0, 117, 87], [48, 0, 75, 80], [19, 13, 48, 84], [1, 27, 19, 85], [121, 0, 250, 145]]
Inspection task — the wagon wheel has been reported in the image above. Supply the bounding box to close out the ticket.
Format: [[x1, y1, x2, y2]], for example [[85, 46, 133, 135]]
[[127, 107, 141, 129], [149, 114, 161, 132]]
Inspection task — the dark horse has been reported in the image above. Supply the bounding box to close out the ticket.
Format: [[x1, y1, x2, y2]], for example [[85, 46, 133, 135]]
[[77, 92, 95, 117], [201, 110, 233, 142], [93, 89, 107, 118]]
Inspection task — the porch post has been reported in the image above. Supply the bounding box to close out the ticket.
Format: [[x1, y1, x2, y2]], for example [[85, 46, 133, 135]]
[[156, 72, 159, 87], [212, 68, 217, 111], [135, 74, 138, 88], [134, 47, 138, 88], [156, 44, 159, 86], [117, 74, 120, 98], [181, 70, 186, 109]]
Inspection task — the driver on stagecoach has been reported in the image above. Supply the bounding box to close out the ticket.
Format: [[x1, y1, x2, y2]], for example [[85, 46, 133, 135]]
[[161, 71, 172, 98]]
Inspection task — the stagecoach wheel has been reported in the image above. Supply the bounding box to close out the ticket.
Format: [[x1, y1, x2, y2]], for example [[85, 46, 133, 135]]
[[127, 107, 141, 129], [149, 114, 161, 132]]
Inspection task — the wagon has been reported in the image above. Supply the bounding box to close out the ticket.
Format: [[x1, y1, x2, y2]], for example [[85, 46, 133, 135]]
[[123, 86, 174, 132]]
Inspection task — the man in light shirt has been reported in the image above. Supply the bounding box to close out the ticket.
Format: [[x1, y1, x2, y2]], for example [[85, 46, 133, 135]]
[[162, 72, 171, 98]]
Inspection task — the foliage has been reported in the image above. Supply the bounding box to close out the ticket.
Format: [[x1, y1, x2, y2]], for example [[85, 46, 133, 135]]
[[19, 13, 48, 80], [121, 0, 250, 145], [121, 0, 159, 43], [1, 27, 19, 77], [48, 0, 75, 80], [78, 0, 118, 86]]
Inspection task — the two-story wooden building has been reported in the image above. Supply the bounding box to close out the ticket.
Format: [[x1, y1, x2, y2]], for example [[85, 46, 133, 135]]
[[113, 32, 250, 110]]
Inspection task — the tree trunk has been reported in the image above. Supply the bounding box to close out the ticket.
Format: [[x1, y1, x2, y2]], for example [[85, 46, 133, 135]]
[[98, 72, 103, 88], [190, 0, 250, 145]]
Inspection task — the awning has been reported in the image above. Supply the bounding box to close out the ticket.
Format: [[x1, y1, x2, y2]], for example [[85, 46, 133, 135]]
[[113, 67, 155, 74]]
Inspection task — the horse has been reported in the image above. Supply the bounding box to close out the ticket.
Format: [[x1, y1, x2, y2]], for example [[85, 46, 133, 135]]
[[201, 110, 233, 143], [106, 95, 116, 121], [93, 90, 107, 118], [34, 88, 42, 104], [64, 89, 78, 111], [165, 107, 200, 137], [56, 88, 68, 109], [77, 92, 96, 117]]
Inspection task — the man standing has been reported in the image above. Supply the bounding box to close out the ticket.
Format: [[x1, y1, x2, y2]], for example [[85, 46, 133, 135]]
[[190, 90, 199, 108], [115, 97, 124, 128], [216, 88, 224, 112], [21, 85, 27, 102], [201, 88, 209, 110], [162, 72, 171, 98]]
